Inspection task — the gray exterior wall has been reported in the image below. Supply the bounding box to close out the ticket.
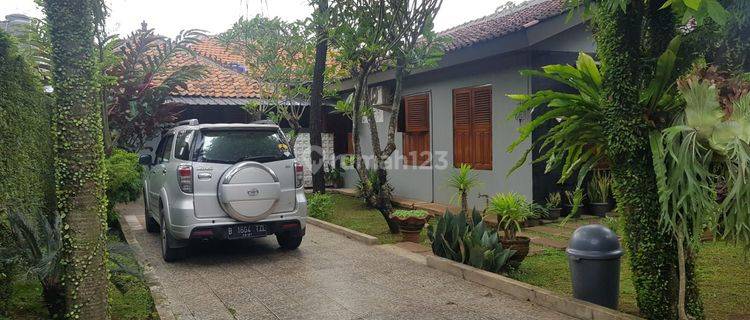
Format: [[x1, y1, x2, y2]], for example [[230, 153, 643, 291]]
[[342, 19, 594, 211]]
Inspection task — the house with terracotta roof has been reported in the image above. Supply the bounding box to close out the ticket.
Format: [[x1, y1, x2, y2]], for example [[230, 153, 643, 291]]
[[337, 0, 595, 208], [154, 36, 351, 186]]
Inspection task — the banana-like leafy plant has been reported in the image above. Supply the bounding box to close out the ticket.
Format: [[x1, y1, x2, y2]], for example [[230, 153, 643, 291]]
[[650, 64, 750, 320], [507, 38, 683, 217]]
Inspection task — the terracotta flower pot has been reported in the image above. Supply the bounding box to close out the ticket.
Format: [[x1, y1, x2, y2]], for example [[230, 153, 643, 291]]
[[500, 236, 531, 266], [390, 215, 427, 243]]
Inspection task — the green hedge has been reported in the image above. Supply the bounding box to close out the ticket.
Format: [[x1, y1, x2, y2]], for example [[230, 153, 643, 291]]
[[104, 149, 143, 226], [0, 30, 54, 316]]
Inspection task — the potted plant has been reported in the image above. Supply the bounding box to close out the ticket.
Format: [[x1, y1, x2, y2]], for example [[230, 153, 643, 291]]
[[390, 210, 429, 243], [586, 170, 613, 217], [545, 192, 562, 219], [446, 164, 482, 217], [563, 190, 584, 218], [325, 164, 345, 188], [487, 192, 537, 266]]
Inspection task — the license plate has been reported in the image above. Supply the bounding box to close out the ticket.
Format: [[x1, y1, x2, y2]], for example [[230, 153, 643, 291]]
[[226, 224, 267, 239]]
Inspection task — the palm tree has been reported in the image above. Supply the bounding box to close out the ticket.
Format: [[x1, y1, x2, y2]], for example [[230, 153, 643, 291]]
[[446, 164, 481, 217], [44, 0, 109, 318]]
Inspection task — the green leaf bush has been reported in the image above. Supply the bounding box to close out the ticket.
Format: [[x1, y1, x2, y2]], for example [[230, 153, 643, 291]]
[[307, 193, 334, 220], [103, 149, 143, 226]]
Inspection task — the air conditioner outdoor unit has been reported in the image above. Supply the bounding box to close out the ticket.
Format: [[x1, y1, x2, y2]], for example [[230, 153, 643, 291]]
[[369, 86, 392, 107]]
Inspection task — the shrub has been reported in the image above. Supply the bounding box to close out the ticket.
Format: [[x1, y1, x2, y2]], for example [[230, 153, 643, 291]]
[[307, 193, 334, 220], [104, 149, 143, 226]]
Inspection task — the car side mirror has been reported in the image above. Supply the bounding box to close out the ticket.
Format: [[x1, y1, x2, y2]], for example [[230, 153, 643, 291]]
[[139, 154, 153, 166]]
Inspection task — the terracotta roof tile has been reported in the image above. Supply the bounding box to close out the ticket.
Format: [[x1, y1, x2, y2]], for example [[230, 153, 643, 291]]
[[439, 0, 567, 52], [157, 37, 260, 99]]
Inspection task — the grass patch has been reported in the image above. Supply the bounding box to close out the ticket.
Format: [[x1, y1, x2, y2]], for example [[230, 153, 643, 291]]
[[509, 242, 749, 319], [319, 194, 428, 244]]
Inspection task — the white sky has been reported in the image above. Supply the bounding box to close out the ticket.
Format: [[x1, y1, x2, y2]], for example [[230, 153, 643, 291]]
[[1, 0, 520, 37]]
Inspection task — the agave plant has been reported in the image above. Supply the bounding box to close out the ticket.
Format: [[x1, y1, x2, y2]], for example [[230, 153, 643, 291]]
[[650, 64, 750, 319], [428, 209, 515, 273], [446, 163, 482, 216]]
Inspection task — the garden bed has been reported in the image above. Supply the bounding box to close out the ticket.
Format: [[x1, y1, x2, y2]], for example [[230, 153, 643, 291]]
[[317, 194, 427, 244], [2, 227, 159, 320], [509, 242, 750, 320]]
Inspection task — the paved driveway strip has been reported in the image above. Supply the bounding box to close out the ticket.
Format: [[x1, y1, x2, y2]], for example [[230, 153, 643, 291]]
[[118, 201, 574, 320]]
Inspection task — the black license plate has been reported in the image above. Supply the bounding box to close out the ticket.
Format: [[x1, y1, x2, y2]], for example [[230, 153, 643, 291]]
[[226, 224, 267, 239]]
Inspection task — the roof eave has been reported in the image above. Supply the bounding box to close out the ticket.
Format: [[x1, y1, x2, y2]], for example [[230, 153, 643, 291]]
[[336, 12, 586, 91]]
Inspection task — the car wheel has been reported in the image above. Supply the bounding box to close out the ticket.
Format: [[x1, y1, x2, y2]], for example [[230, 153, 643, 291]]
[[144, 191, 159, 233], [160, 206, 186, 262], [276, 233, 303, 250]]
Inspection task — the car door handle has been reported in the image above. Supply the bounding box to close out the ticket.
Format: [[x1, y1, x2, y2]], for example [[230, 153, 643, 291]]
[[197, 173, 212, 180]]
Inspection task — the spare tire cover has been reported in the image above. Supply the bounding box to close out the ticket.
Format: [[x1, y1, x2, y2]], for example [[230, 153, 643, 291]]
[[218, 161, 281, 222]]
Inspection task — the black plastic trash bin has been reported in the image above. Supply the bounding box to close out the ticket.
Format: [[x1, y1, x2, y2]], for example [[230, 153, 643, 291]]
[[566, 224, 623, 309]]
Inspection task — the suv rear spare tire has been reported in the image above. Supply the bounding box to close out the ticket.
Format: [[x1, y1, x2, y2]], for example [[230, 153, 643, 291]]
[[218, 161, 281, 222]]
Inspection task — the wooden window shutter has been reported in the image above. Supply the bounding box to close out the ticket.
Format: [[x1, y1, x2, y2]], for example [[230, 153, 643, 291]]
[[404, 94, 429, 132], [453, 88, 472, 167], [471, 86, 492, 170], [403, 93, 430, 165]]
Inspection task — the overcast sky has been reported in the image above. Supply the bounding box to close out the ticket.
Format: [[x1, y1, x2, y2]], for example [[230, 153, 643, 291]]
[[2, 0, 520, 37]]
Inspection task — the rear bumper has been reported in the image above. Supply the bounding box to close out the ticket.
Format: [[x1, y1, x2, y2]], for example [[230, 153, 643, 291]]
[[167, 190, 307, 240]]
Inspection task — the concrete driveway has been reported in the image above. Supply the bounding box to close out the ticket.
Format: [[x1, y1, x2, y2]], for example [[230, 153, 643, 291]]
[[118, 201, 574, 320]]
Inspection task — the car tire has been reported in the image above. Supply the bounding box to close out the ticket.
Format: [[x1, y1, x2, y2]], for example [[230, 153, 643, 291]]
[[144, 191, 159, 233], [276, 233, 303, 250], [160, 206, 186, 262]]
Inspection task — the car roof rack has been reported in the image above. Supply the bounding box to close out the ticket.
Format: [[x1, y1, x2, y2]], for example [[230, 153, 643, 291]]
[[174, 119, 199, 126], [252, 120, 276, 125]]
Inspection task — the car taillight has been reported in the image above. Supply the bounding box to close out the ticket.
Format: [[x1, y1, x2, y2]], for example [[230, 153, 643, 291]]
[[294, 161, 304, 188], [177, 165, 193, 193]]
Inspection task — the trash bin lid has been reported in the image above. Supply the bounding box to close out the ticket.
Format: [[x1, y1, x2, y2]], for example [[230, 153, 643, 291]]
[[566, 224, 623, 260]]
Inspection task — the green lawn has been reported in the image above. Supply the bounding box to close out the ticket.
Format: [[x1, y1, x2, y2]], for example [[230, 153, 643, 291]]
[[509, 242, 750, 319], [319, 194, 428, 244]]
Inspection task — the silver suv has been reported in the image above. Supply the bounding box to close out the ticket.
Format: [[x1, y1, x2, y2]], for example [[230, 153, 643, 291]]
[[139, 120, 308, 262]]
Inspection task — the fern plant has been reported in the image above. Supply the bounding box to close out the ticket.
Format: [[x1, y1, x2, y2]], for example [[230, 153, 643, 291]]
[[650, 64, 750, 319]]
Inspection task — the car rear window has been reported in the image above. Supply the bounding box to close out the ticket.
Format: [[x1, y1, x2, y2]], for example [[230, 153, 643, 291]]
[[192, 129, 293, 164]]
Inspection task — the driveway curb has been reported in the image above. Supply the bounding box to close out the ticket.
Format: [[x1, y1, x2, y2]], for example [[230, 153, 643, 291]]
[[425, 255, 641, 320], [307, 217, 379, 245], [117, 213, 177, 320]]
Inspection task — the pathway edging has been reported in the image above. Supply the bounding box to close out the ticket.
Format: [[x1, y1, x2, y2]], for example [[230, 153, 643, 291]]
[[117, 213, 179, 320], [425, 255, 642, 320], [306, 217, 379, 245]]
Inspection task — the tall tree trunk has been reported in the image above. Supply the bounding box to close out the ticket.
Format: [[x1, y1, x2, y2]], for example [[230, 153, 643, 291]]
[[44, 0, 109, 319], [310, 0, 329, 193], [594, 2, 702, 319]]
